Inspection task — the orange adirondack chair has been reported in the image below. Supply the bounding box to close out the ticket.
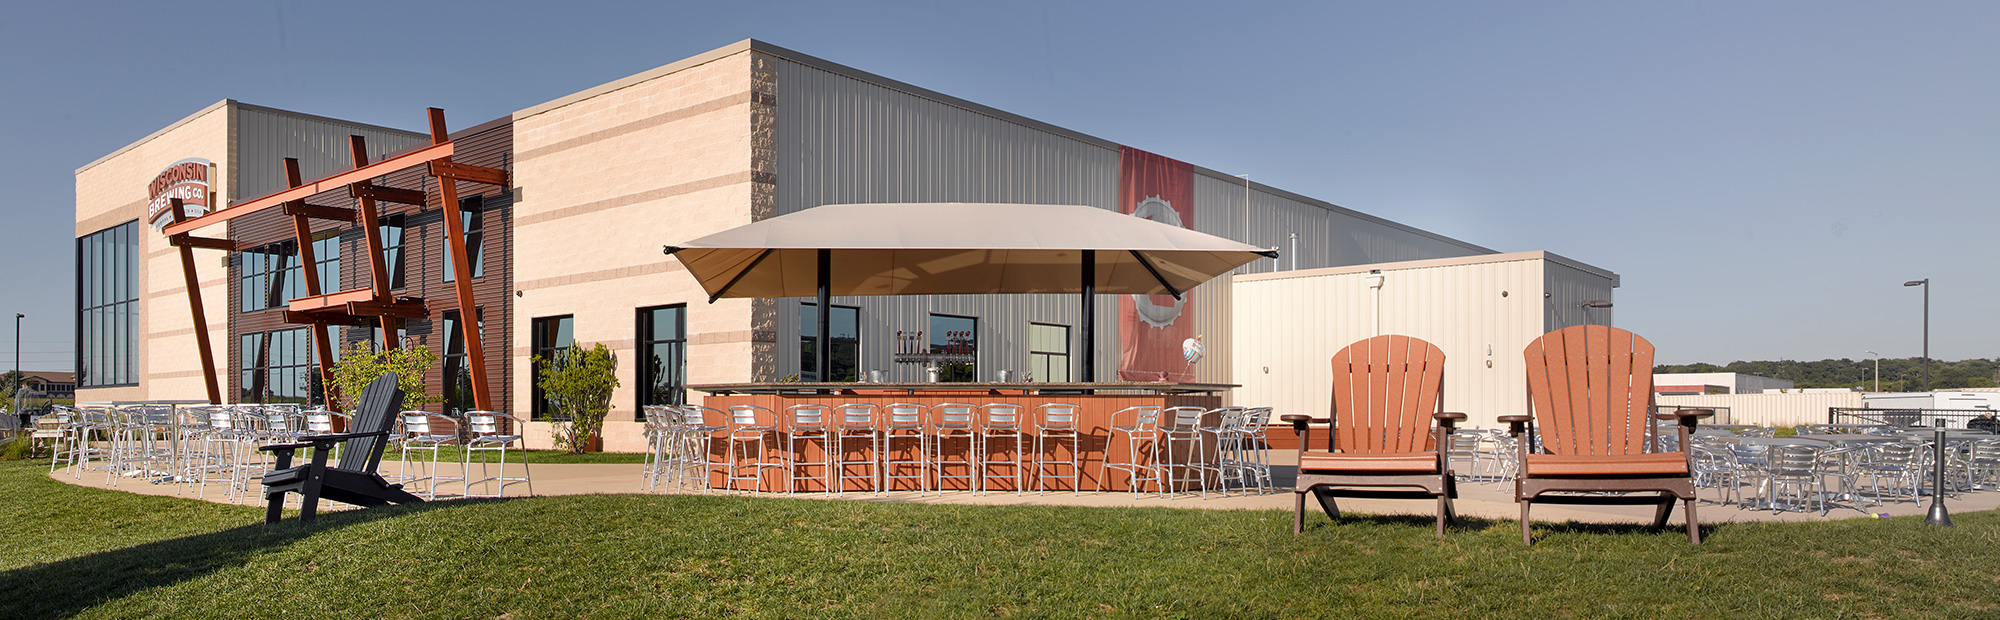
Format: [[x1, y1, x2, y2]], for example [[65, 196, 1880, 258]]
[[1500, 325, 1713, 545], [1281, 335, 1464, 536]]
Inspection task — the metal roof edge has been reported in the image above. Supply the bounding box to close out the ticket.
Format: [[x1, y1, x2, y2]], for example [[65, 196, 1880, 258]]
[[230, 102, 426, 139], [514, 39, 758, 121], [77, 99, 231, 175], [1231, 250, 1613, 283], [1537, 250, 1621, 286], [1183, 164, 1498, 255]]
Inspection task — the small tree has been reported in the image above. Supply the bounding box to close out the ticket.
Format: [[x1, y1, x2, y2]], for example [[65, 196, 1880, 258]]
[[328, 341, 441, 413], [535, 342, 619, 453]]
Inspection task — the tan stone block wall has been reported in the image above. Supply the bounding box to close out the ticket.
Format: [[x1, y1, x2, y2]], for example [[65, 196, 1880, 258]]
[[74, 102, 234, 403], [511, 50, 762, 426]]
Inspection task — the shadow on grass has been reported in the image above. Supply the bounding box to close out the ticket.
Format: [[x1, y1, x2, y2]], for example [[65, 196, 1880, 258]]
[[0, 497, 512, 620], [1297, 511, 1722, 541]]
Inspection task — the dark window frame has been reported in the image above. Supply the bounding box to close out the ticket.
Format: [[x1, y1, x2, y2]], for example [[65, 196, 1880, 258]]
[[929, 313, 978, 383], [444, 196, 485, 283], [800, 303, 861, 382], [441, 308, 484, 416], [530, 315, 575, 419], [637, 305, 688, 419], [1029, 322, 1071, 383], [239, 327, 316, 405], [76, 221, 139, 388]]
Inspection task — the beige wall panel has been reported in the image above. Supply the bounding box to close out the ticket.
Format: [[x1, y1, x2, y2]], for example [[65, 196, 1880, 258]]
[[512, 51, 759, 421], [75, 102, 233, 403], [1656, 392, 1863, 427], [1232, 252, 1616, 429]]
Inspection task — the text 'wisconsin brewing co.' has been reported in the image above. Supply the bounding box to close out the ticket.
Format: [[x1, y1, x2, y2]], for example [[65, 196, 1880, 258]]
[[146, 158, 213, 229]]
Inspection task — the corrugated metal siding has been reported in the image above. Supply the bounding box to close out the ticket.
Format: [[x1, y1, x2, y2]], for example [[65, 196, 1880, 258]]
[[1543, 259, 1618, 332], [1232, 255, 1564, 428], [230, 107, 426, 203], [773, 57, 1123, 381], [1192, 174, 1489, 279], [1657, 393, 1865, 427]]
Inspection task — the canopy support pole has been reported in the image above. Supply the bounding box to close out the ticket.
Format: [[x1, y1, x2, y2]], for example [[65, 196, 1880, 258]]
[[816, 248, 832, 384], [1081, 250, 1095, 383]]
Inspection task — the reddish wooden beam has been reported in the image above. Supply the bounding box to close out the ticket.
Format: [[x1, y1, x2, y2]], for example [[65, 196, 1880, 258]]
[[284, 311, 370, 327], [168, 199, 221, 404], [429, 108, 493, 412], [168, 235, 239, 251], [282, 158, 340, 407], [287, 288, 379, 313], [283, 202, 357, 222], [348, 135, 402, 352], [345, 300, 428, 319], [348, 183, 428, 206], [161, 140, 454, 236], [428, 160, 510, 186]]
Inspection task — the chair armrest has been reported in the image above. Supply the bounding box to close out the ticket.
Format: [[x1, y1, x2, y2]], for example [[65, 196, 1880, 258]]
[[259, 430, 391, 453], [1278, 414, 1315, 427], [1279, 414, 1322, 452], [1652, 408, 1714, 428], [1497, 414, 1531, 436], [1433, 412, 1468, 428]]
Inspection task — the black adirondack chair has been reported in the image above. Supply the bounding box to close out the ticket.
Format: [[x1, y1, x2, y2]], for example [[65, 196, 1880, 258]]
[[260, 372, 423, 523]]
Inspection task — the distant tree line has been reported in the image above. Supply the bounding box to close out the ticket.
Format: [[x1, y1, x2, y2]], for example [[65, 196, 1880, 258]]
[[1654, 358, 1999, 391]]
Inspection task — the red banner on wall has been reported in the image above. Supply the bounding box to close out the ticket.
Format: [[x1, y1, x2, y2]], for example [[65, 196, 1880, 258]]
[[1118, 147, 1196, 382]]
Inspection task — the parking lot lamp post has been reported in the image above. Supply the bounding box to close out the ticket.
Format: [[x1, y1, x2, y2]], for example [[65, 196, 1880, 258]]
[[1904, 279, 1929, 392]]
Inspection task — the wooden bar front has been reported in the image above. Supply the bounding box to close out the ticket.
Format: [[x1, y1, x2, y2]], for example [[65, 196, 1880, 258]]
[[693, 383, 1229, 493]]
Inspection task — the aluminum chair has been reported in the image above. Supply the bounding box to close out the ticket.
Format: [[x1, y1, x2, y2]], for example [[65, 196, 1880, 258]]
[[397, 410, 462, 500], [976, 403, 1027, 495], [1030, 402, 1083, 495], [1764, 445, 1830, 515], [926, 403, 978, 494], [462, 410, 532, 498], [1160, 406, 1218, 498], [832, 403, 881, 495], [782, 404, 835, 495], [1098, 405, 1165, 496], [880, 403, 928, 494], [721, 404, 784, 494], [1856, 441, 1925, 506]]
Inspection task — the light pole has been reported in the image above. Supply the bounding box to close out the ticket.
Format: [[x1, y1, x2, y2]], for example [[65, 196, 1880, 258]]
[[1904, 279, 1929, 392], [1865, 350, 1879, 392], [12, 313, 20, 375]]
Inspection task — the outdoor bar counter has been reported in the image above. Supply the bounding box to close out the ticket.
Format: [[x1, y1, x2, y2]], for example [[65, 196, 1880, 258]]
[[691, 382, 1231, 493]]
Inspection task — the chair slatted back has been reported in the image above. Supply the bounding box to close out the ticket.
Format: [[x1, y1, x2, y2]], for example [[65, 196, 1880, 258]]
[[1328, 335, 1445, 454], [340, 372, 406, 473], [1523, 325, 1654, 457]]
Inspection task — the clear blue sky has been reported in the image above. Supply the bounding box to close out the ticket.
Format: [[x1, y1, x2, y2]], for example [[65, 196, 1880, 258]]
[[4, 1, 1995, 371]]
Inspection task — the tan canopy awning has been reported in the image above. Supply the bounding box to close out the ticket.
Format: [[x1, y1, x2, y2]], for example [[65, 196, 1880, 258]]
[[663, 202, 1277, 300]]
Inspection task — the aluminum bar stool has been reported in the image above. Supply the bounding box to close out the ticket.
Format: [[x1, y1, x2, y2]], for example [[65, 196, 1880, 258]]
[[1160, 406, 1219, 498], [398, 410, 462, 500], [1031, 402, 1083, 495], [927, 403, 978, 494], [677, 405, 727, 493], [831, 403, 880, 495], [722, 404, 784, 494], [976, 403, 1027, 495], [463, 410, 533, 498], [880, 403, 928, 494], [1099, 405, 1165, 496], [640, 405, 675, 491], [782, 404, 835, 495]]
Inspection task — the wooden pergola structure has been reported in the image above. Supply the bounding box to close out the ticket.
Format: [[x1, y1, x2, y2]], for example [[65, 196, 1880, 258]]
[[162, 109, 508, 410]]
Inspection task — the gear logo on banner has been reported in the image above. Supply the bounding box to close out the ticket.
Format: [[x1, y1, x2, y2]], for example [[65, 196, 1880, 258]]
[[1129, 195, 1185, 328]]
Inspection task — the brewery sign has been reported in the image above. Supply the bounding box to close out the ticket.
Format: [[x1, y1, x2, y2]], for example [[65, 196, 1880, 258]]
[[146, 158, 212, 230]]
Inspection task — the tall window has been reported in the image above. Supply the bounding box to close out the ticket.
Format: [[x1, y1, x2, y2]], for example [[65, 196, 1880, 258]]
[[441, 309, 483, 415], [310, 230, 340, 292], [929, 314, 977, 382], [77, 221, 138, 388], [444, 196, 484, 282], [638, 305, 687, 416], [238, 241, 293, 312], [380, 214, 406, 289], [530, 315, 574, 418], [1029, 323, 1070, 383], [240, 328, 315, 404], [800, 303, 859, 382]]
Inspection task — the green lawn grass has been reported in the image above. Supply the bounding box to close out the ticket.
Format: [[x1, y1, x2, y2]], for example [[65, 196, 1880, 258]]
[[4, 459, 1998, 619]]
